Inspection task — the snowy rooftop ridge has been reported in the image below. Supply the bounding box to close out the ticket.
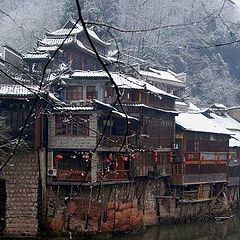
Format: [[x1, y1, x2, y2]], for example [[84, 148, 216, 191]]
[[64, 70, 178, 99], [24, 52, 50, 60], [139, 67, 186, 86], [0, 84, 40, 96], [176, 112, 231, 135], [206, 112, 240, 147], [38, 36, 75, 46], [46, 19, 111, 46]]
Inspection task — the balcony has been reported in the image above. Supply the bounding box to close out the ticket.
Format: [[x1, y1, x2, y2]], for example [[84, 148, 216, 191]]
[[57, 169, 91, 182], [184, 152, 229, 162], [55, 169, 129, 183], [97, 170, 129, 182]]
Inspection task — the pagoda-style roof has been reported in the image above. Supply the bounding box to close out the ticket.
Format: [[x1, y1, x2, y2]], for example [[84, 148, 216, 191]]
[[23, 19, 111, 62], [46, 19, 110, 46]]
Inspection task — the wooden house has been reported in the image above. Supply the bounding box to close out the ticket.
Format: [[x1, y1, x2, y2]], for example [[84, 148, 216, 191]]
[[103, 72, 178, 178], [46, 70, 177, 183], [173, 112, 231, 199], [202, 106, 240, 187]]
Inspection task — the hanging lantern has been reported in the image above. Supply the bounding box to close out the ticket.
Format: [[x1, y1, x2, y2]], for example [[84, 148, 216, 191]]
[[154, 151, 158, 163], [55, 154, 63, 161]]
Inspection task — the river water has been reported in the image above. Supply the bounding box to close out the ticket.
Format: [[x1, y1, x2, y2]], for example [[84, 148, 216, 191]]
[[109, 213, 240, 240]]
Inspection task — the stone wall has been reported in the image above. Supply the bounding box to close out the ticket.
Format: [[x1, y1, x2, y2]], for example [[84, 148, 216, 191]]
[[46, 179, 238, 236], [1, 150, 40, 236]]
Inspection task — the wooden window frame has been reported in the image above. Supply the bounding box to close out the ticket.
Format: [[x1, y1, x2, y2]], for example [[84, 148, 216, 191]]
[[55, 115, 89, 137]]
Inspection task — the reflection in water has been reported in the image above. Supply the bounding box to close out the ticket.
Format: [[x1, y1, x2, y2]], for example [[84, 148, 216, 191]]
[[110, 214, 240, 240]]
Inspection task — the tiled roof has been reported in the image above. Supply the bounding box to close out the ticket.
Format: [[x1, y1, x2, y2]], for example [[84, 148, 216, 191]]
[[37, 46, 59, 52], [176, 112, 231, 135], [0, 84, 39, 97], [53, 106, 94, 111], [139, 68, 186, 87], [64, 71, 178, 99], [24, 52, 50, 60], [39, 36, 75, 46], [71, 70, 108, 78], [47, 20, 111, 46]]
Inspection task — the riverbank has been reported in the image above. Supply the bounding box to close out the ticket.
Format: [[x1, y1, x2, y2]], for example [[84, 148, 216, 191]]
[[45, 178, 239, 238]]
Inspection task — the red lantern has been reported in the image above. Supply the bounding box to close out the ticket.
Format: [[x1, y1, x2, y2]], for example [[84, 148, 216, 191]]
[[55, 154, 63, 161], [169, 152, 173, 162], [104, 158, 110, 164], [154, 151, 158, 163]]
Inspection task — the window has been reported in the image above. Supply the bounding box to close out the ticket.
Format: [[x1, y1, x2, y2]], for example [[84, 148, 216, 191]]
[[65, 86, 83, 101], [55, 115, 89, 136], [86, 86, 96, 100], [130, 91, 139, 102]]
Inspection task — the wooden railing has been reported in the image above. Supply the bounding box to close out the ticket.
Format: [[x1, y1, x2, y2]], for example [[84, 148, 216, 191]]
[[57, 169, 91, 182], [97, 170, 129, 182], [56, 169, 129, 182], [185, 152, 229, 162]]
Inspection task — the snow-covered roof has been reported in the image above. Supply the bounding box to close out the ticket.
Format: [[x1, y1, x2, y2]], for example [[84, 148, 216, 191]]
[[71, 70, 109, 78], [47, 28, 82, 36], [24, 52, 50, 60], [206, 112, 240, 147], [37, 46, 59, 52], [54, 106, 94, 111], [39, 36, 75, 46], [110, 73, 178, 99], [176, 112, 231, 135], [189, 102, 200, 111], [0, 84, 39, 97], [210, 103, 227, 109], [209, 113, 240, 131], [139, 67, 186, 87], [47, 20, 110, 46], [64, 71, 178, 99], [111, 110, 139, 121], [230, 137, 240, 147]]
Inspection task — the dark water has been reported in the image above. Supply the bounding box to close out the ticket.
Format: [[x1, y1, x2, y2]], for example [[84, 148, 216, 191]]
[[109, 214, 240, 240]]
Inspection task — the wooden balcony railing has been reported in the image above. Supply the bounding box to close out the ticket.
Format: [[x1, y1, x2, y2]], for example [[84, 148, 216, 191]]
[[185, 152, 229, 162], [56, 169, 129, 182], [97, 170, 129, 182], [57, 169, 91, 182]]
